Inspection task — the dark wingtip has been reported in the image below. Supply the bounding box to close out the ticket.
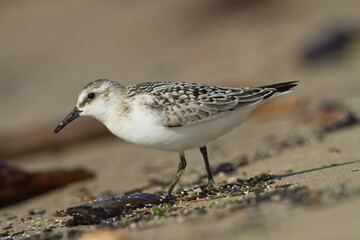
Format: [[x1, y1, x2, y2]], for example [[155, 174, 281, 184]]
[[261, 81, 298, 92]]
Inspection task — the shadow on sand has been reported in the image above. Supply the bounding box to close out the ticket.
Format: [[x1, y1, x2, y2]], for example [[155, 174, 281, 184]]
[[274, 160, 360, 178]]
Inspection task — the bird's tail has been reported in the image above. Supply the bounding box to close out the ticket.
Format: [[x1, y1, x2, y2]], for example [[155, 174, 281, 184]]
[[261, 81, 298, 98], [261, 81, 298, 92]]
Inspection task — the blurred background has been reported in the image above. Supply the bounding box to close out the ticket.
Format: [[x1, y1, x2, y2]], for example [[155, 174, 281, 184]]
[[2, 0, 360, 195], [1, 0, 359, 133], [1, 0, 360, 184], [1, 0, 360, 238]]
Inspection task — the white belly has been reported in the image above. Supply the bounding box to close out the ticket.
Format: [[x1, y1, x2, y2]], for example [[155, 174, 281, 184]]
[[105, 103, 257, 152]]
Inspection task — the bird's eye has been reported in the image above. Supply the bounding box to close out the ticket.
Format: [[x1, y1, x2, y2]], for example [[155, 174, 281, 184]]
[[88, 93, 95, 99]]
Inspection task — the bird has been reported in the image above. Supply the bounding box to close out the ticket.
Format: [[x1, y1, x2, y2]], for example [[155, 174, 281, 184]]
[[54, 79, 297, 196]]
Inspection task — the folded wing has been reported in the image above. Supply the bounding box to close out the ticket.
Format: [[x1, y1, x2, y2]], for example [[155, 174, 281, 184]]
[[126, 81, 297, 127]]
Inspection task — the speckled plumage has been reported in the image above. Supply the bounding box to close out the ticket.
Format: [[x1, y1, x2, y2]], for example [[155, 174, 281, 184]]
[[54, 79, 297, 195], [125, 81, 284, 127]]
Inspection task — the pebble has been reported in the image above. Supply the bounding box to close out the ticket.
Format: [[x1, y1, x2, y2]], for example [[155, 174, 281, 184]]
[[182, 208, 191, 215], [29, 209, 46, 215]]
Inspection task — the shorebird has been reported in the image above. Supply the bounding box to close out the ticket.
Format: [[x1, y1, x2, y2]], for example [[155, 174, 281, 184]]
[[54, 80, 297, 195]]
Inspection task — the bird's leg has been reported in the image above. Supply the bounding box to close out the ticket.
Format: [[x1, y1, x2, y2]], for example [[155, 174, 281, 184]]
[[199, 146, 217, 189], [167, 152, 187, 196]]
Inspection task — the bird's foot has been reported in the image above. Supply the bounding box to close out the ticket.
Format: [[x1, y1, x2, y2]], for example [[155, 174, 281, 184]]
[[205, 180, 219, 192], [165, 192, 176, 200]]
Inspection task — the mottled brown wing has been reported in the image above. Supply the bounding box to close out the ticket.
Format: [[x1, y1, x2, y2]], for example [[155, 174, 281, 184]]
[[127, 82, 275, 127]]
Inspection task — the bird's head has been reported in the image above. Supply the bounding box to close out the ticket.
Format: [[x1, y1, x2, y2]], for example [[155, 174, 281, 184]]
[[54, 79, 125, 133]]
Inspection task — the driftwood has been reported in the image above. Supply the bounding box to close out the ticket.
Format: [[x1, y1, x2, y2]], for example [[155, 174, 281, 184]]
[[0, 161, 94, 207], [66, 193, 169, 226]]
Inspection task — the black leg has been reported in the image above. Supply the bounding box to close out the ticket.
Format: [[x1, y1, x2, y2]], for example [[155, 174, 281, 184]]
[[199, 146, 216, 188], [167, 152, 187, 196]]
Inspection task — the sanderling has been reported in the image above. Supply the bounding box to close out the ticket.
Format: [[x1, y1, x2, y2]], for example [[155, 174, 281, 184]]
[[54, 80, 297, 195]]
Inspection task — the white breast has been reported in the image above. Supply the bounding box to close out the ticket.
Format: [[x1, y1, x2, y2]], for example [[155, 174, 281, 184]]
[[104, 96, 258, 152]]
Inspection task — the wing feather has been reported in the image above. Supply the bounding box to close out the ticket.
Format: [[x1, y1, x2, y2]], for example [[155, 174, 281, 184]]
[[126, 82, 282, 127]]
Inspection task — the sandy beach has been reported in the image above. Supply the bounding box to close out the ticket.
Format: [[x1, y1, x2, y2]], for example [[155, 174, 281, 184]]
[[1, 1, 360, 239]]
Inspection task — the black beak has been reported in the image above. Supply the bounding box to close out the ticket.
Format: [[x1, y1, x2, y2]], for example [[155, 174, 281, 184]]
[[54, 106, 82, 134]]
